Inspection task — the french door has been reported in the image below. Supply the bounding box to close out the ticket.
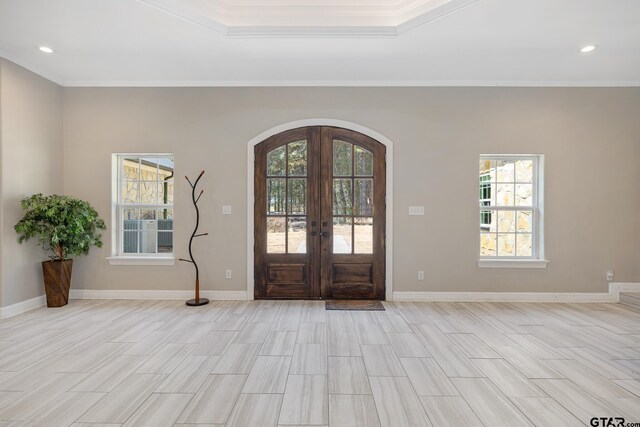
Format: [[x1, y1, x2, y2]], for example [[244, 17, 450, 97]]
[[254, 126, 386, 300]]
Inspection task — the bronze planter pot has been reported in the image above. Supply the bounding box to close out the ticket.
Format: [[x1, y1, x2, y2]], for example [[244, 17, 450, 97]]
[[42, 259, 72, 307]]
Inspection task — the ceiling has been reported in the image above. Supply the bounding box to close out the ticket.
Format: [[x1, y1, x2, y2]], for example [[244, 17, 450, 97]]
[[0, 0, 638, 86]]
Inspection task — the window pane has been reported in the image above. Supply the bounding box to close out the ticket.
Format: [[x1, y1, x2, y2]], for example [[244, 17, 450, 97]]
[[333, 217, 352, 254], [157, 231, 173, 253], [287, 178, 306, 215], [122, 208, 140, 253], [288, 217, 306, 254], [267, 178, 286, 214], [496, 183, 515, 206], [121, 181, 139, 204], [159, 180, 174, 205], [333, 140, 352, 176], [140, 208, 157, 220], [122, 208, 140, 226], [139, 181, 160, 204], [354, 179, 373, 216], [156, 209, 174, 254], [123, 231, 139, 253], [515, 184, 533, 206], [480, 209, 493, 230], [140, 226, 158, 253], [267, 217, 286, 253], [516, 160, 533, 183], [496, 160, 515, 182], [140, 157, 162, 181], [497, 233, 515, 256], [479, 174, 494, 207], [480, 233, 497, 256], [354, 217, 373, 254], [122, 158, 140, 180], [497, 210, 515, 233], [516, 233, 533, 257], [267, 146, 286, 176], [333, 179, 353, 215], [479, 159, 494, 177], [288, 140, 307, 176], [517, 210, 532, 232], [354, 146, 373, 176]]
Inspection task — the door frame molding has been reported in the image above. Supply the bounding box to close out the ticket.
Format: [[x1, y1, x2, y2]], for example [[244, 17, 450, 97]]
[[247, 119, 394, 301]]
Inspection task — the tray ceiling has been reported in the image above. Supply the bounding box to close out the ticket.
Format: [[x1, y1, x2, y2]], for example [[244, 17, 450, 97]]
[[0, 0, 638, 86], [141, 0, 477, 34]]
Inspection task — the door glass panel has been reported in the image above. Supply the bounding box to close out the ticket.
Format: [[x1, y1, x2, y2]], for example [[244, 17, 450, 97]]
[[287, 178, 306, 215], [333, 140, 352, 176], [333, 179, 353, 215], [267, 178, 286, 214], [267, 217, 286, 253], [287, 217, 307, 254], [267, 146, 286, 176], [333, 217, 352, 254], [354, 146, 373, 176], [354, 217, 373, 254], [354, 179, 373, 216], [288, 140, 307, 176]]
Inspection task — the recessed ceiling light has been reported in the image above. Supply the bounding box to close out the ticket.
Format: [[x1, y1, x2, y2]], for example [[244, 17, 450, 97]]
[[38, 46, 54, 54], [580, 45, 596, 53]]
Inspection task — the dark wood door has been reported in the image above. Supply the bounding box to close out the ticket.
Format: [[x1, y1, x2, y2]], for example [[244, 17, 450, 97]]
[[255, 126, 385, 300]]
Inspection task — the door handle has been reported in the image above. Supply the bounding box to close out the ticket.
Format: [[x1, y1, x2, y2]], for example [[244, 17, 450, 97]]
[[320, 231, 330, 237]]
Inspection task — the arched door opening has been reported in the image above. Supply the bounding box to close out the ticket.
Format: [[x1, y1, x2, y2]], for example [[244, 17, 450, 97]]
[[254, 126, 386, 300]]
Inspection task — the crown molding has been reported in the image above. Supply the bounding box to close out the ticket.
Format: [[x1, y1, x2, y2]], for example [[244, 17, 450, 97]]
[[0, 51, 64, 85], [140, 0, 480, 37], [61, 79, 640, 87]]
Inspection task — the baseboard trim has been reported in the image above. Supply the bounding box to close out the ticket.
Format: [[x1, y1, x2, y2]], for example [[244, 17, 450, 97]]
[[609, 282, 640, 301], [8, 284, 637, 309], [392, 291, 616, 303], [392, 283, 640, 303], [69, 289, 248, 301], [0, 295, 46, 319]]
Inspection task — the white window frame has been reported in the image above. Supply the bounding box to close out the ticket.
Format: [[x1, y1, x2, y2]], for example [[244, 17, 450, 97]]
[[107, 153, 175, 266], [478, 154, 549, 269]]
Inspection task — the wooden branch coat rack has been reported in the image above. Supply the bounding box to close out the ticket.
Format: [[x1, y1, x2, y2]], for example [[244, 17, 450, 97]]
[[179, 171, 209, 306]]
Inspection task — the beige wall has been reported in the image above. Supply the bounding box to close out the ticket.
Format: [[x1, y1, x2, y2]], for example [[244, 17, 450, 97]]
[[0, 59, 63, 306], [62, 87, 640, 295]]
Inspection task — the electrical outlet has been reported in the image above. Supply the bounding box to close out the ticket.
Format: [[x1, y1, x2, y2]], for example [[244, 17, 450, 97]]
[[606, 269, 614, 281], [222, 205, 232, 215], [225, 269, 232, 279], [409, 206, 425, 216], [418, 271, 425, 280]]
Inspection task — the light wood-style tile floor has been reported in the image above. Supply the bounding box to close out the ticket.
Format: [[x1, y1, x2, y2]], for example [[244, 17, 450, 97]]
[[1, 299, 640, 426]]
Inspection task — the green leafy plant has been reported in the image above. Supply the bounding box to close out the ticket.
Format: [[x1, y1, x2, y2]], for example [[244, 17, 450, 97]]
[[14, 194, 107, 261]]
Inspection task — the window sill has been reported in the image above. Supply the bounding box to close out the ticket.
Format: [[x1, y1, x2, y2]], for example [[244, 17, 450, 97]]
[[107, 256, 175, 266], [478, 259, 549, 269]]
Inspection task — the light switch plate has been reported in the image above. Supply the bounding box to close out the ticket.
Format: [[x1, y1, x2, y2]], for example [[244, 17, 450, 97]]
[[408, 206, 425, 216], [222, 205, 232, 215]]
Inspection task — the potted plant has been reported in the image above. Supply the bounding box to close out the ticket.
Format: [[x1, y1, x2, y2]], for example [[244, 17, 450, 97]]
[[14, 194, 106, 307]]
